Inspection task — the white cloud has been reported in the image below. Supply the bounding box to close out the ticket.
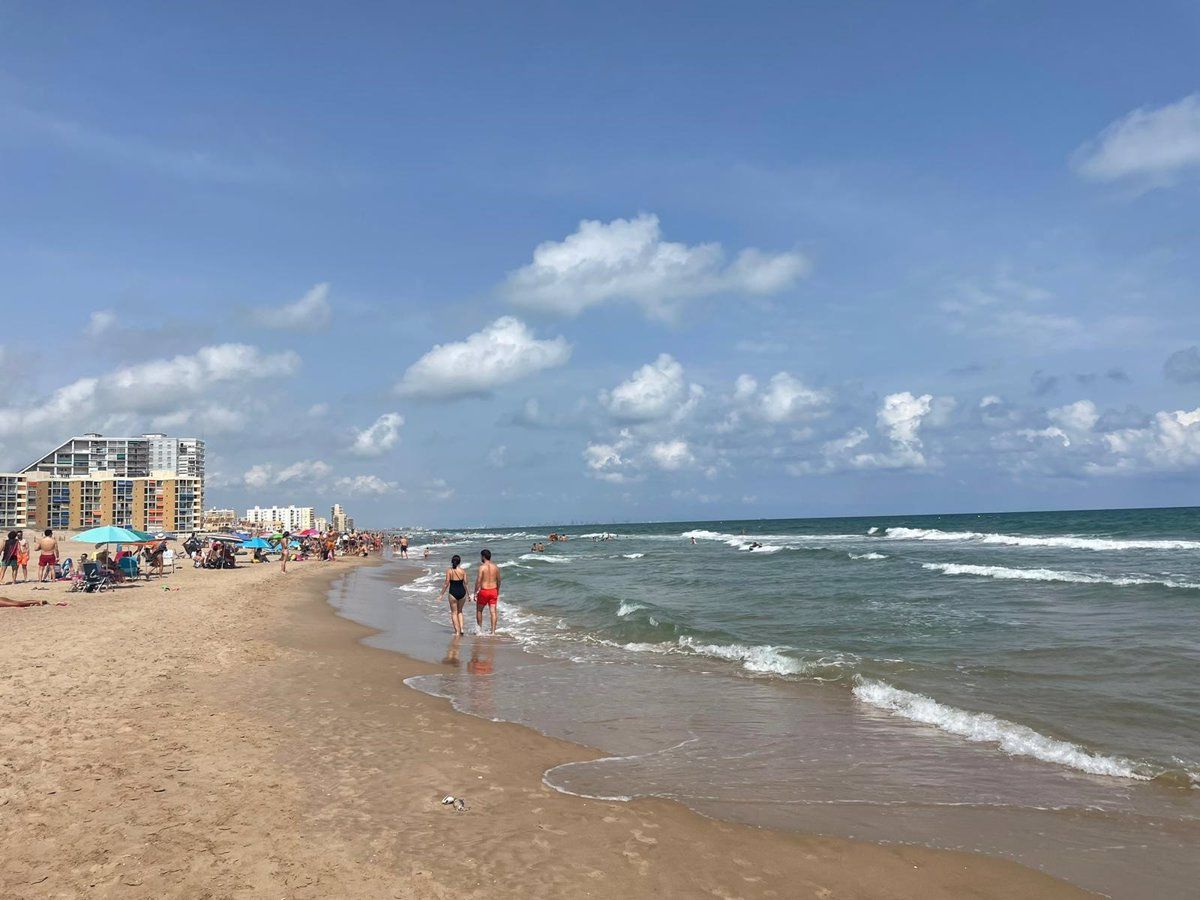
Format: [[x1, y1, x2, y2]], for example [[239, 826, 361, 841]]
[[878, 391, 933, 447], [308, 403, 329, 417], [351, 412, 404, 456], [242, 459, 400, 497], [805, 392, 938, 473], [504, 213, 810, 319], [87, 309, 117, 336], [0, 343, 299, 457], [397, 316, 570, 399], [334, 474, 400, 496], [253, 283, 332, 332], [1074, 94, 1200, 184], [730, 372, 828, 426], [757, 372, 828, 423], [1047, 399, 1099, 434], [647, 440, 695, 471], [1100, 408, 1200, 472], [243, 459, 332, 489], [583, 432, 637, 483], [601, 354, 700, 422]]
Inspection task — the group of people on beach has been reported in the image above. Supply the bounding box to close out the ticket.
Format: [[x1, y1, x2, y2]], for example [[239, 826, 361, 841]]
[[1, 529, 60, 584], [435, 548, 502, 636]]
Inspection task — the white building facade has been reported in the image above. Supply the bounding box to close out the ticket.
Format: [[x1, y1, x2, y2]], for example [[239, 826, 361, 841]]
[[245, 505, 315, 532]]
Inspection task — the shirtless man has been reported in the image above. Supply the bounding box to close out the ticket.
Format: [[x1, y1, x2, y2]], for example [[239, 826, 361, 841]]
[[473, 548, 501, 634], [36, 529, 59, 582], [399, 535, 409, 558]]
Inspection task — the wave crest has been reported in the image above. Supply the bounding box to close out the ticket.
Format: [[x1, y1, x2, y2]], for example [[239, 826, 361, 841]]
[[852, 678, 1148, 779]]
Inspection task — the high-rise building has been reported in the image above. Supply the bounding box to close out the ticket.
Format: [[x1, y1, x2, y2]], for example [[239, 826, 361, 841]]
[[22, 473, 202, 534], [330, 503, 348, 533], [313, 515, 329, 533], [146, 435, 205, 479], [245, 505, 315, 532], [0, 474, 29, 529]]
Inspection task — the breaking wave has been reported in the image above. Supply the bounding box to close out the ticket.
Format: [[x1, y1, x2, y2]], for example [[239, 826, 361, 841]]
[[852, 678, 1148, 779], [923, 562, 1200, 590], [883, 527, 1200, 552]]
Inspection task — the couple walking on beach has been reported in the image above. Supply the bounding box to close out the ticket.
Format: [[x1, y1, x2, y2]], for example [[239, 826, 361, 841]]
[[437, 548, 501, 636]]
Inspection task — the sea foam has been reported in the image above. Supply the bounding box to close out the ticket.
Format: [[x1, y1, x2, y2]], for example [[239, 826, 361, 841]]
[[884, 527, 1200, 552], [852, 678, 1147, 779], [614, 635, 806, 676], [923, 562, 1200, 590]]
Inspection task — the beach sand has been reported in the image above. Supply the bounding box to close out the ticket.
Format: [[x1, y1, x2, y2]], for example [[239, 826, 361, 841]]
[[0, 545, 1092, 898]]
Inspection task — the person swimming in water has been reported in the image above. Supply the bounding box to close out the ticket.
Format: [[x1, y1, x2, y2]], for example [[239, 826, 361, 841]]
[[437, 554, 469, 636]]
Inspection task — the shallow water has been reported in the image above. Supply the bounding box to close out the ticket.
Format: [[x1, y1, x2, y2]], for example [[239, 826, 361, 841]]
[[333, 508, 1200, 898]]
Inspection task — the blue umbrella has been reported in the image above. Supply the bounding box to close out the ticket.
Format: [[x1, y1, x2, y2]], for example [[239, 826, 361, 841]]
[[240, 537, 274, 550], [73, 525, 146, 545]]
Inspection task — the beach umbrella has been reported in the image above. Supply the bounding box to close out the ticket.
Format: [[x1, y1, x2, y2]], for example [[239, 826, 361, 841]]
[[299, 528, 319, 537], [241, 537, 274, 550], [72, 525, 146, 545]]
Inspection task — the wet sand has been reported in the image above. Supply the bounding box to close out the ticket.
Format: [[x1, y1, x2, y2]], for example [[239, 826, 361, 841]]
[[0, 547, 1091, 898]]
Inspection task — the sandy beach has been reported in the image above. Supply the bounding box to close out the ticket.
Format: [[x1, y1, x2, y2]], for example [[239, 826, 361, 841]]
[[0, 545, 1091, 898]]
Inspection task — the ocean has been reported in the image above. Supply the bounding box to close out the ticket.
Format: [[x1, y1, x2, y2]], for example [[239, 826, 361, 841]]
[[330, 507, 1200, 898]]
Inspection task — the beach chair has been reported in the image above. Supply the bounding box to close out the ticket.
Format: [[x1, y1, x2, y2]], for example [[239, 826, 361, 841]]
[[56, 558, 73, 580], [118, 556, 143, 581], [162, 548, 176, 573], [79, 562, 110, 593]]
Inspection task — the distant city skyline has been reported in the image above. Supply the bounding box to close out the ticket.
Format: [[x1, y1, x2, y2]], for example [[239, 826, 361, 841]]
[[2, 3, 1198, 526]]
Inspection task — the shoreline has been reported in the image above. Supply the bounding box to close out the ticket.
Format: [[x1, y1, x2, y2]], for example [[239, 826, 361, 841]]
[[1, 548, 1091, 897]]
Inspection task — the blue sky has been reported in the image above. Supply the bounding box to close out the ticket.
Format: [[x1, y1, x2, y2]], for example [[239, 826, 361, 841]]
[[2, 2, 1199, 527]]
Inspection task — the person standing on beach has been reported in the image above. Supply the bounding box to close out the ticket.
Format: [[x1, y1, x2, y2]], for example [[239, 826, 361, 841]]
[[16, 531, 29, 582], [437, 554, 469, 636], [37, 529, 59, 582], [1, 532, 19, 585], [280, 531, 291, 573], [473, 548, 501, 634], [399, 535, 409, 558]]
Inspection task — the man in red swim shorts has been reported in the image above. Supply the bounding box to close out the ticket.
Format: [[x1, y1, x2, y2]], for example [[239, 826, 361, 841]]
[[473, 548, 502, 634], [36, 529, 59, 583]]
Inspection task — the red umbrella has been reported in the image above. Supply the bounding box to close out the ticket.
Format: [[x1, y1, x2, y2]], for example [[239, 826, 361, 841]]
[[299, 528, 319, 537]]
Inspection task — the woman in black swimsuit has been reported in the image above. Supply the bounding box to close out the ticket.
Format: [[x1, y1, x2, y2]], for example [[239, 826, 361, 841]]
[[437, 554, 469, 636]]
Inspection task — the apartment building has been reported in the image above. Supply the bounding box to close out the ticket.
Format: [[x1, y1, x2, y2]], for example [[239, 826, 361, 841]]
[[23, 432, 204, 502], [331, 504, 348, 533], [23, 473, 202, 534], [0, 474, 29, 529], [245, 505, 315, 533], [202, 508, 239, 531]]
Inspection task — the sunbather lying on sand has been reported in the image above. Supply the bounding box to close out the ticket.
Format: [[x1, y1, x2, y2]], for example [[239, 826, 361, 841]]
[[0, 596, 48, 607]]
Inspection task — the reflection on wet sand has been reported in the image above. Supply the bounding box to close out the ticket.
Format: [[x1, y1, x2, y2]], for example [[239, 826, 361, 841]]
[[466, 638, 496, 720], [442, 635, 462, 667]]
